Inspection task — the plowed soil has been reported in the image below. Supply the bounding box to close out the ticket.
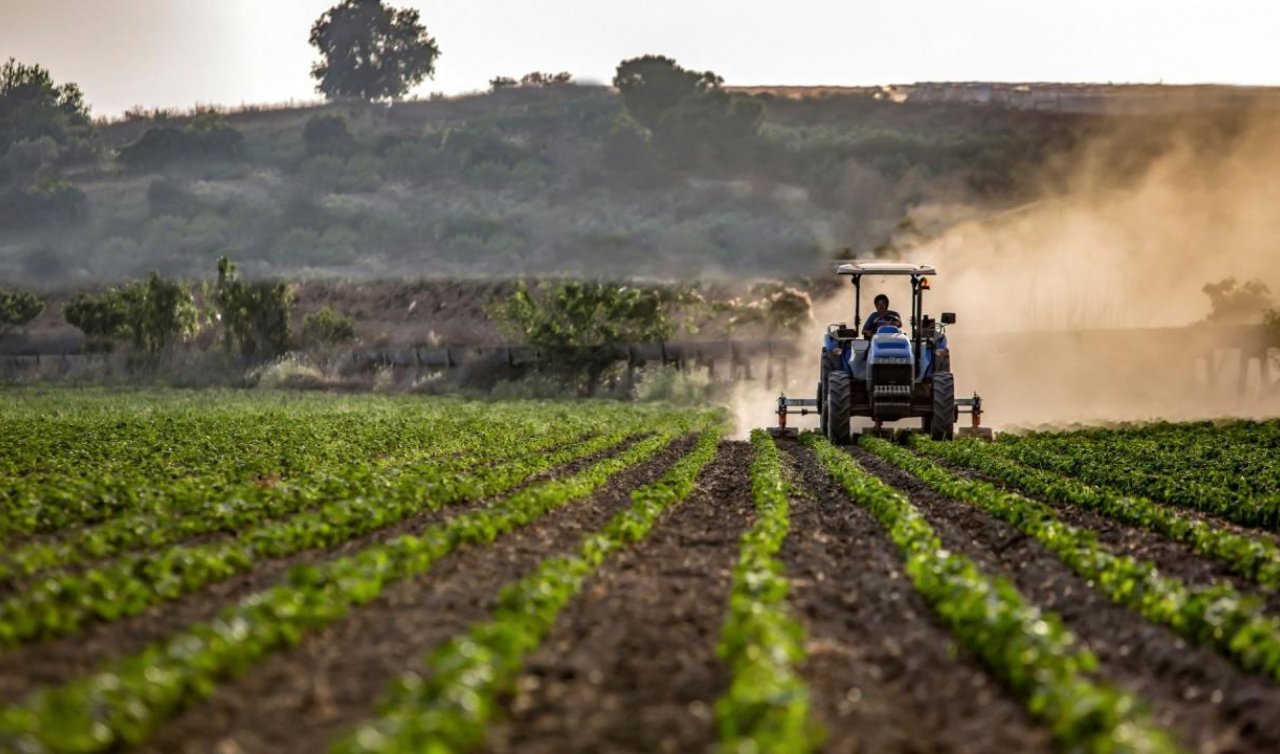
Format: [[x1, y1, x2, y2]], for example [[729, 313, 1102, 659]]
[[781, 443, 1052, 754], [482, 441, 754, 754], [138, 436, 696, 754], [853, 447, 1280, 754]]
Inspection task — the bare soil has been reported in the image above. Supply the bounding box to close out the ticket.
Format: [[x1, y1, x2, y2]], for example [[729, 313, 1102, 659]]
[[482, 441, 754, 754], [0, 435, 642, 705], [781, 443, 1052, 754], [854, 447, 1280, 754], [137, 436, 696, 754]]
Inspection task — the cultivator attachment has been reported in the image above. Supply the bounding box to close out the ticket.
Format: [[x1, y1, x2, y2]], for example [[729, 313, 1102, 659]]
[[767, 393, 818, 439], [956, 393, 994, 440]]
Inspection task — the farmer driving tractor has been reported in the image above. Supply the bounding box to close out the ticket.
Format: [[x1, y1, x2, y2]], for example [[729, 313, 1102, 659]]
[[861, 294, 903, 337]]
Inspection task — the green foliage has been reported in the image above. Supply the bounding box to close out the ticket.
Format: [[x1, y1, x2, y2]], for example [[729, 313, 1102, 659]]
[[0, 177, 88, 227], [62, 274, 197, 354], [309, 0, 440, 102], [332, 425, 720, 753], [808, 433, 1178, 753], [0, 287, 44, 338], [862, 435, 1280, 683], [915, 435, 1280, 589], [613, 55, 722, 133], [301, 304, 356, 346], [213, 255, 293, 360], [118, 112, 245, 169], [0, 395, 707, 751], [303, 113, 355, 156], [0, 58, 97, 167], [715, 431, 822, 752], [494, 279, 679, 350]]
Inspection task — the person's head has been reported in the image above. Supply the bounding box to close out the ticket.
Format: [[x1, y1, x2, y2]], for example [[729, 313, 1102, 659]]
[[873, 294, 889, 313]]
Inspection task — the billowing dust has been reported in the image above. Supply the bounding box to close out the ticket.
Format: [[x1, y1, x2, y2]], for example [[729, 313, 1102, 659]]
[[732, 105, 1280, 435]]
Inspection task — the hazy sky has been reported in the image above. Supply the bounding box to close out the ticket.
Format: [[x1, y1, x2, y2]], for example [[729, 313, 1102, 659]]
[[2, 0, 1278, 117]]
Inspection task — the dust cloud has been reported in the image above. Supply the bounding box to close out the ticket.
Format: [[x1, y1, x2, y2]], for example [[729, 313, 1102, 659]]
[[737, 104, 1280, 434]]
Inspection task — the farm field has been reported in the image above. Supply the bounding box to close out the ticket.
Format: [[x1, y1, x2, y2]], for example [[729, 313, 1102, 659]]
[[2, 391, 1280, 752]]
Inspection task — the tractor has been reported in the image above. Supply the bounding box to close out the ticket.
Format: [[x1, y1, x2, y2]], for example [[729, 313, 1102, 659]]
[[770, 261, 990, 443]]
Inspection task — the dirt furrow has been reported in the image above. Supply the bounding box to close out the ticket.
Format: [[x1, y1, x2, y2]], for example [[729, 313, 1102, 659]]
[[853, 447, 1280, 754], [480, 441, 754, 754], [781, 443, 1052, 754], [936, 458, 1280, 614], [0, 436, 640, 705], [137, 436, 694, 754]]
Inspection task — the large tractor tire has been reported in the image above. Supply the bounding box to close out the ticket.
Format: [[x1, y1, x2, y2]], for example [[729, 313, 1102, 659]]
[[826, 371, 852, 445], [930, 372, 955, 441], [817, 374, 828, 437]]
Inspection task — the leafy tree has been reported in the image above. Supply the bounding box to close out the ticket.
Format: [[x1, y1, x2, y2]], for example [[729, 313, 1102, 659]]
[[301, 305, 356, 346], [309, 0, 441, 102], [613, 56, 721, 132], [63, 275, 197, 354], [0, 58, 97, 165], [0, 288, 44, 338], [1203, 278, 1272, 324], [303, 113, 354, 156], [493, 280, 683, 393], [214, 256, 293, 360]]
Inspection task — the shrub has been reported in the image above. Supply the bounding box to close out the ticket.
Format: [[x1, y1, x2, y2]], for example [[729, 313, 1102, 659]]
[[63, 273, 198, 354], [0, 288, 44, 338], [303, 113, 354, 156], [213, 255, 293, 361], [118, 112, 245, 169], [301, 305, 355, 346], [0, 178, 88, 227]]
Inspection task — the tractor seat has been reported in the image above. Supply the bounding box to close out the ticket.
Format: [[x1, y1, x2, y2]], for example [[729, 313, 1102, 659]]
[[833, 326, 859, 340], [876, 325, 903, 335]]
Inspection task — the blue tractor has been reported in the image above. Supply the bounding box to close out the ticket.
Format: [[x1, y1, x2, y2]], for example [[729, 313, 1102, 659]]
[[771, 261, 990, 443]]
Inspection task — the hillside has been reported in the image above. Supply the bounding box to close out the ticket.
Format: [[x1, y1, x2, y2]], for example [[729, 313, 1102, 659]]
[[1, 82, 1107, 286]]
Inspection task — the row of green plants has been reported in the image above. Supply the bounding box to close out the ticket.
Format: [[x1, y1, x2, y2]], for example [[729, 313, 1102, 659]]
[[331, 426, 723, 753], [0, 424, 600, 587], [805, 434, 1179, 753], [0, 422, 701, 752], [993, 434, 1280, 531], [0, 425, 646, 647], [861, 437, 1280, 681], [912, 436, 1280, 589], [0, 398, 504, 539], [713, 431, 821, 753]]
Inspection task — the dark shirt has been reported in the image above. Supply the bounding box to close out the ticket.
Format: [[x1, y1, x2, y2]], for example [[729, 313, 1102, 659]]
[[862, 309, 902, 338]]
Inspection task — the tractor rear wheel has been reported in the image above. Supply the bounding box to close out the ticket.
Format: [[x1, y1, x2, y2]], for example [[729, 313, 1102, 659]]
[[826, 371, 852, 445], [931, 372, 955, 441]]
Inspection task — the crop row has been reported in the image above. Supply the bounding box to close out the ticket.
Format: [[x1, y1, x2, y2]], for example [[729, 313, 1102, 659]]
[[0, 398, 642, 540], [712, 431, 820, 754], [0, 422, 705, 753], [862, 437, 1280, 681], [804, 434, 1177, 752], [0, 423, 599, 586], [331, 427, 723, 753], [999, 426, 1280, 521], [0, 425, 643, 647], [912, 436, 1280, 589]]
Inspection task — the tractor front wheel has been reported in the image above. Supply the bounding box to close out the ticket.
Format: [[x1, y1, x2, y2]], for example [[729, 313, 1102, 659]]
[[931, 372, 955, 441], [826, 371, 852, 445]]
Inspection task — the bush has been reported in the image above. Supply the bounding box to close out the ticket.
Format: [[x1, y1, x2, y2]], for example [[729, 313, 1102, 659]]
[[118, 112, 245, 169], [303, 113, 354, 156], [632, 365, 711, 405], [63, 273, 198, 354], [301, 305, 355, 346], [0, 178, 88, 227], [0, 287, 44, 338], [213, 255, 293, 361]]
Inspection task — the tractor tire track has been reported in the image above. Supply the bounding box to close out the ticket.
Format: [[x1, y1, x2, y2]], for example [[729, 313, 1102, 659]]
[[782, 443, 1052, 754], [0, 436, 642, 705], [853, 447, 1280, 754], [138, 436, 695, 754], [480, 441, 754, 754]]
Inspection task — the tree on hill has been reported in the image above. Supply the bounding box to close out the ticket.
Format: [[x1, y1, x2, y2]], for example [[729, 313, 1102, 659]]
[[309, 0, 441, 102], [0, 59, 97, 167], [613, 55, 721, 133]]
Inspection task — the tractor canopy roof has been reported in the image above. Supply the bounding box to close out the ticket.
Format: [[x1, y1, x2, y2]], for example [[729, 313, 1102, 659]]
[[836, 261, 937, 276]]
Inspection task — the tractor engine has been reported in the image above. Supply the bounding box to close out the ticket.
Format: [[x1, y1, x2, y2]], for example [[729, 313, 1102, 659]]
[[866, 326, 914, 418]]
